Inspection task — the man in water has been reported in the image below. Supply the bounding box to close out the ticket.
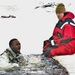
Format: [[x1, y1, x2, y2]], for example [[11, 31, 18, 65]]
[[0, 38, 26, 70]]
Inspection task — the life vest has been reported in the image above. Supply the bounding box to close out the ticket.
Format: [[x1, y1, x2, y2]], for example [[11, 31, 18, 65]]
[[53, 18, 75, 45]]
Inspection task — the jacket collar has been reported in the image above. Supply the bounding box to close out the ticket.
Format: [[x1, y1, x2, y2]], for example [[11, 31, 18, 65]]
[[61, 12, 75, 21], [7, 48, 19, 57]]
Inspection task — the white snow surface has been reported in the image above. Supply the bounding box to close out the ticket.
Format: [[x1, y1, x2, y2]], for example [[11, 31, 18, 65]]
[[0, 0, 75, 75]]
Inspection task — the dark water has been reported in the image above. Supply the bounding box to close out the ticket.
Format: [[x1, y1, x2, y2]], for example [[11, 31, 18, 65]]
[[0, 54, 69, 75]]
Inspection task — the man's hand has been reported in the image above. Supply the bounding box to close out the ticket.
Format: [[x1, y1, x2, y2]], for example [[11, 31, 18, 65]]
[[42, 48, 52, 57]]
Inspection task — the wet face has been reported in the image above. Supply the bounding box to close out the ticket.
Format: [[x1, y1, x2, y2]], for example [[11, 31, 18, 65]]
[[56, 12, 64, 20], [10, 40, 21, 53]]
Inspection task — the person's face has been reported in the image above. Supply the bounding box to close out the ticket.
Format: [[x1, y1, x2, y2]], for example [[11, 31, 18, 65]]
[[10, 40, 21, 53], [56, 12, 64, 20]]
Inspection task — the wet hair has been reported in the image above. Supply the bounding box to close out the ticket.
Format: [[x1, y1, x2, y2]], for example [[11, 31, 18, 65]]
[[9, 38, 18, 47]]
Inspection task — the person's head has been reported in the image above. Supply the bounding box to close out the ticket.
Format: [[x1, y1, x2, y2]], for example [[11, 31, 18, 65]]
[[9, 38, 21, 54], [55, 3, 66, 20]]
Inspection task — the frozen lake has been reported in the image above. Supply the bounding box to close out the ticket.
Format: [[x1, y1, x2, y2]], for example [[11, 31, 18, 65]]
[[0, 54, 69, 75], [0, 0, 75, 75]]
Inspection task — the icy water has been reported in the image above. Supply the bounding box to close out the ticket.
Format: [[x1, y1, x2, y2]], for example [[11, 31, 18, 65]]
[[0, 54, 69, 75]]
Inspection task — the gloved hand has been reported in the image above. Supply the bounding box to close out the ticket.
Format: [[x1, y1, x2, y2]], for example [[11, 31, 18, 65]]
[[42, 48, 52, 57], [43, 40, 50, 51]]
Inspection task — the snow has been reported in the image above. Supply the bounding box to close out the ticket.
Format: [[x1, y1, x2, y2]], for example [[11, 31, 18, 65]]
[[0, 0, 75, 75], [53, 54, 75, 75]]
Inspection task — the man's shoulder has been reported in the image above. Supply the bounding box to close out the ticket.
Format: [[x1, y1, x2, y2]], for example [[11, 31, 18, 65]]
[[3, 48, 11, 55], [0, 48, 13, 57], [0, 49, 9, 60]]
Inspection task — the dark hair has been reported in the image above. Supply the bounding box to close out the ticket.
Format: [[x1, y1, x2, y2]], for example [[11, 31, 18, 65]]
[[9, 38, 18, 47]]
